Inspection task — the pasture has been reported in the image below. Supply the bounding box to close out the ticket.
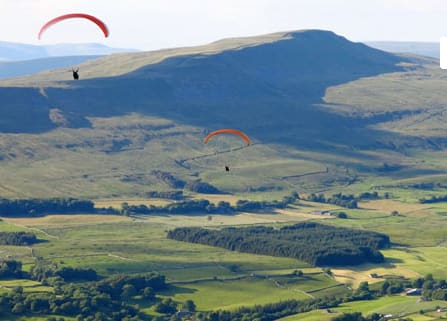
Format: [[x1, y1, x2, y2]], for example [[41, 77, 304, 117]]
[[279, 296, 447, 321], [0, 210, 318, 281], [157, 271, 344, 311], [0, 194, 446, 314]]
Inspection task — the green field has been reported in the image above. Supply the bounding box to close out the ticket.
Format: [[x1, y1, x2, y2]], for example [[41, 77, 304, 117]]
[[0, 194, 447, 317], [1, 29, 447, 321], [280, 296, 447, 321], [157, 272, 344, 311]]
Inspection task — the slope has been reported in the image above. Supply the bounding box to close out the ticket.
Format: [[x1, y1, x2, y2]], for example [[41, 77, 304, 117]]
[[0, 30, 446, 198]]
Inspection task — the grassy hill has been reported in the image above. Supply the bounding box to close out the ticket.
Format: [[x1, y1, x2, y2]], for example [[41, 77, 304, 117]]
[[0, 30, 447, 198]]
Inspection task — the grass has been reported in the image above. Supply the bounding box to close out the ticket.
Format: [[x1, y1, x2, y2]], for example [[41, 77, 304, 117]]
[[1, 30, 447, 320], [1, 213, 314, 279], [0, 194, 445, 313], [279, 296, 447, 321], [0, 31, 294, 86], [0, 279, 53, 294], [159, 277, 311, 311], [4, 214, 132, 227]]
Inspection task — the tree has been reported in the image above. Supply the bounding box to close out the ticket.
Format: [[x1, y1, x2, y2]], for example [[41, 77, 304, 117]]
[[121, 284, 137, 300], [358, 281, 369, 292], [155, 298, 177, 314], [413, 278, 424, 288], [142, 287, 155, 300], [292, 269, 303, 277], [381, 280, 390, 294], [332, 312, 365, 321], [337, 212, 348, 219], [183, 299, 196, 312], [323, 268, 333, 276], [425, 273, 434, 281], [432, 289, 447, 300], [0, 260, 22, 278], [11, 302, 25, 314]]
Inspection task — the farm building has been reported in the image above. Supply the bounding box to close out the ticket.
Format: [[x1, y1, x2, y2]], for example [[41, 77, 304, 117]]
[[405, 288, 422, 295]]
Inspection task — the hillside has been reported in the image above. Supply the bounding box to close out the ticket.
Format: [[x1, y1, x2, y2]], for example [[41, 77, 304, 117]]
[[0, 30, 447, 198], [0, 30, 406, 140]]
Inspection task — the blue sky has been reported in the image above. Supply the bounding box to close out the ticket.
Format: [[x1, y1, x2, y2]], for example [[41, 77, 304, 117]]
[[1, 0, 447, 50]]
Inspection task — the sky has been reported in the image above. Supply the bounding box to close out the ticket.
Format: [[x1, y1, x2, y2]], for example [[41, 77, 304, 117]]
[[1, 0, 447, 50]]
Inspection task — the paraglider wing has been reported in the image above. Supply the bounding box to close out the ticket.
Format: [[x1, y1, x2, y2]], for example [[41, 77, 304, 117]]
[[38, 13, 109, 39], [204, 129, 250, 146]]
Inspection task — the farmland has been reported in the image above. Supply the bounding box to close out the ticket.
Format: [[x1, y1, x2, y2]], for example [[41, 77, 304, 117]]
[[0, 193, 445, 320]]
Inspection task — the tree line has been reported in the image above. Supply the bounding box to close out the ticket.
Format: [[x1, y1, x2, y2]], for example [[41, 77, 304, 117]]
[[0, 198, 94, 217], [167, 222, 390, 266], [375, 274, 447, 301], [199, 297, 340, 321], [122, 192, 300, 216], [0, 231, 38, 245], [305, 192, 385, 209], [332, 312, 412, 321], [0, 193, 302, 218], [419, 194, 447, 204]]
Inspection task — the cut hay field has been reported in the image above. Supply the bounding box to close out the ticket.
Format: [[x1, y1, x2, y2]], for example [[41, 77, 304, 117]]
[[318, 198, 447, 285], [358, 199, 429, 215], [3, 214, 132, 227]]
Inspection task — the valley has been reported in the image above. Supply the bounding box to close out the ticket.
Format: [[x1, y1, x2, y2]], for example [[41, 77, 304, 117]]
[[0, 29, 447, 320]]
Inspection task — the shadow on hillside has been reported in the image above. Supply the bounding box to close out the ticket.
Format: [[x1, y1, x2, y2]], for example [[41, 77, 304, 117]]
[[161, 284, 196, 295], [3, 30, 431, 160]]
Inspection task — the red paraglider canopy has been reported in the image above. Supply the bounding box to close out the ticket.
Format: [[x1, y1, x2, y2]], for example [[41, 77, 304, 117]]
[[38, 13, 109, 39], [204, 129, 250, 146]]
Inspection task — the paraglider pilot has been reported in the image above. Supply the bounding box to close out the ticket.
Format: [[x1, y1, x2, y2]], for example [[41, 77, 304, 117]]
[[72, 68, 79, 80]]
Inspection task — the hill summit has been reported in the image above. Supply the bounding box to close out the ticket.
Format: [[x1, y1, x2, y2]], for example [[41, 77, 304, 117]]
[[1, 29, 441, 198], [0, 30, 405, 140]]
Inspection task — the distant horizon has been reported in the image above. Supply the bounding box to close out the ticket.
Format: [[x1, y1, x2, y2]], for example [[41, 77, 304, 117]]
[[0, 31, 442, 53]]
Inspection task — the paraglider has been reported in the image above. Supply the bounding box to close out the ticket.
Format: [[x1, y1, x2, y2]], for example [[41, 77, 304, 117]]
[[71, 68, 79, 80], [203, 129, 250, 146], [204, 129, 250, 172], [38, 13, 109, 40]]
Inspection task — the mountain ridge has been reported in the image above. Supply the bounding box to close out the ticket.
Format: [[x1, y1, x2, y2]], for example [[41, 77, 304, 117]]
[[1, 30, 447, 198], [0, 30, 407, 142]]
